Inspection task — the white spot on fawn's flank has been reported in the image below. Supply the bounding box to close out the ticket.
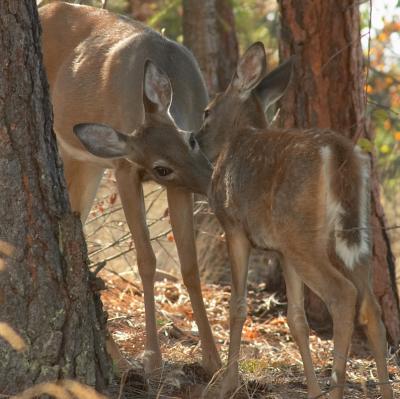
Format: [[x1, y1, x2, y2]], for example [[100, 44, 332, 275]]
[[320, 146, 370, 269]]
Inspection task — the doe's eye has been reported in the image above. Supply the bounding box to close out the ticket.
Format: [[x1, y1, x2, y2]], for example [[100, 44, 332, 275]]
[[154, 166, 173, 177]]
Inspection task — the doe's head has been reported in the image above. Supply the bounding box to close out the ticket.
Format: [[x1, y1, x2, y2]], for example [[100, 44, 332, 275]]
[[197, 42, 294, 161], [73, 60, 212, 195]]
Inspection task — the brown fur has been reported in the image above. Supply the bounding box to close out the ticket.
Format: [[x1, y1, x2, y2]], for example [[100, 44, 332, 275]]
[[195, 43, 392, 399], [39, 2, 220, 375]]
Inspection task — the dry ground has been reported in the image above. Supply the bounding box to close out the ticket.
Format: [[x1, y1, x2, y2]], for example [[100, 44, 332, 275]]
[[100, 272, 400, 398]]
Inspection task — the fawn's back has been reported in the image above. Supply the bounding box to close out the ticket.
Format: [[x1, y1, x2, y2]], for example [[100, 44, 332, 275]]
[[210, 127, 370, 271], [195, 41, 392, 399]]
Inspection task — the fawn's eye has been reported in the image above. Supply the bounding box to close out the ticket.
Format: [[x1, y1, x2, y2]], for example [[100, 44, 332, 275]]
[[203, 109, 210, 120], [154, 166, 173, 177], [189, 133, 197, 149]]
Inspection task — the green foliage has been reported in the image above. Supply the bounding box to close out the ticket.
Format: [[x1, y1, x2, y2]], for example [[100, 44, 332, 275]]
[[107, 0, 130, 14], [357, 137, 375, 153], [147, 0, 182, 41], [233, 0, 277, 58], [363, 10, 400, 199]]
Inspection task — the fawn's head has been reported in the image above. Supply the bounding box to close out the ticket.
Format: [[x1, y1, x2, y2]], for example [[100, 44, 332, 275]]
[[197, 42, 293, 162], [73, 60, 212, 194]]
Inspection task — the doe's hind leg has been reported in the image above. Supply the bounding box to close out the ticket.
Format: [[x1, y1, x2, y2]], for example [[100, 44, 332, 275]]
[[61, 152, 104, 222]]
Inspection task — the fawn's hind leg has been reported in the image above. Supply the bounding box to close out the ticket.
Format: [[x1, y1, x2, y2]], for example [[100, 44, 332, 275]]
[[286, 250, 357, 399], [350, 264, 393, 399], [281, 262, 322, 398]]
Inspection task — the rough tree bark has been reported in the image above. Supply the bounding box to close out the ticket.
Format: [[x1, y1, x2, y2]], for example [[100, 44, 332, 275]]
[[278, 0, 400, 344], [0, 1, 111, 392]]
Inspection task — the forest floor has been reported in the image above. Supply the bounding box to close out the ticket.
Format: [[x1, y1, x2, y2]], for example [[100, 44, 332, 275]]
[[100, 271, 400, 399], [87, 177, 400, 398]]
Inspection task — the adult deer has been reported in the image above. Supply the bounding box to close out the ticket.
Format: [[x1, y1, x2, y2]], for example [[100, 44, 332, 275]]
[[193, 43, 393, 399], [39, 2, 220, 374]]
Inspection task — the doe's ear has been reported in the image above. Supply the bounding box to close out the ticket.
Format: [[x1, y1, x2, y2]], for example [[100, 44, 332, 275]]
[[232, 42, 267, 98], [255, 57, 294, 111], [73, 123, 129, 159], [143, 60, 172, 114]]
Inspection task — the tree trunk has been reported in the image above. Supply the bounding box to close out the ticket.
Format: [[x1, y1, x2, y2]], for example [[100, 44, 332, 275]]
[[129, 0, 156, 22], [182, 0, 227, 284], [182, 0, 239, 96], [182, 0, 220, 96], [182, 0, 223, 282], [182, 1, 283, 289], [0, 1, 112, 392], [278, 0, 400, 344], [215, 0, 239, 91]]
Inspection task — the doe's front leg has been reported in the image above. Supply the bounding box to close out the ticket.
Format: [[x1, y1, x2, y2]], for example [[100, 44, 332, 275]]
[[220, 228, 251, 398], [116, 164, 161, 374], [167, 187, 221, 375]]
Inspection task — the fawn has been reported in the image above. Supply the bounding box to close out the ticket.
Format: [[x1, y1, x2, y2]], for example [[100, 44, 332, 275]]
[[194, 42, 393, 399]]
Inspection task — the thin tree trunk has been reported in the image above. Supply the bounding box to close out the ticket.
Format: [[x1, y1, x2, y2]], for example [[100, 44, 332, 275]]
[[0, 1, 111, 392], [129, 0, 156, 22], [183, 0, 231, 284], [182, 0, 239, 95], [182, 1, 283, 288], [182, 0, 220, 96], [215, 0, 239, 90], [278, 0, 400, 344], [182, 0, 223, 282]]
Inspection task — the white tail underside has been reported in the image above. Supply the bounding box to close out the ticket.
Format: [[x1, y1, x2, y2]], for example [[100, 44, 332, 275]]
[[320, 146, 370, 270]]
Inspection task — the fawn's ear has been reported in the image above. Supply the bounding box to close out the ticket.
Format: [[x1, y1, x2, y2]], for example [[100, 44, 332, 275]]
[[231, 42, 267, 99], [143, 60, 172, 114], [73, 123, 129, 158], [255, 57, 294, 111]]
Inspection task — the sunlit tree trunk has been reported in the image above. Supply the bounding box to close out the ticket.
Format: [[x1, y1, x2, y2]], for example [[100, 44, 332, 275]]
[[278, 0, 400, 344], [0, 1, 111, 391]]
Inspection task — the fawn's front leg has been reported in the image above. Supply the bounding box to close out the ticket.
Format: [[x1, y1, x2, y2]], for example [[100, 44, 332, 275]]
[[220, 228, 251, 398]]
